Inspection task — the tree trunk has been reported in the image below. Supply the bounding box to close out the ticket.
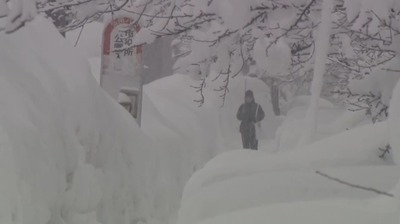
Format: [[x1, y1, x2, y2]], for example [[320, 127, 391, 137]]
[[271, 79, 281, 116], [260, 77, 281, 116], [298, 0, 333, 146]]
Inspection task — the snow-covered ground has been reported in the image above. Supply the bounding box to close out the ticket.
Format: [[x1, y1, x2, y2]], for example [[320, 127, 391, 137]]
[[177, 120, 399, 224], [194, 198, 399, 224]]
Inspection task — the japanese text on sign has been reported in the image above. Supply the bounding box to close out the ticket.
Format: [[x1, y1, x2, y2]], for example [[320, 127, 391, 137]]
[[113, 28, 134, 58]]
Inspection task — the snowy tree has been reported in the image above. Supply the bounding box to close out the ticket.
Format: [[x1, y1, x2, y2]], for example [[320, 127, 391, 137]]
[[0, 0, 129, 33], [299, 0, 334, 145], [330, 0, 400, 122], [0, 0, 37, 33], [3, 0, 400, 122], [120, 0, 324, 111]]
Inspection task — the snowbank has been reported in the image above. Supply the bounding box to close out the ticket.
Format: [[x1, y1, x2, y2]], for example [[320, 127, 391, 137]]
[[195, 199, 398, 224], [185, 121, 390, 197], [0, 17, 165, 224], [178, 165, 399, 224], [177, 121, 394, 224], [88, 57, 101, 83], [276, 104, 368, 150], [280, 95, 335, 114]]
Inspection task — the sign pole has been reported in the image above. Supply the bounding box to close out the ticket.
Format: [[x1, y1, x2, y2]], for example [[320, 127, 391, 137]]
[[137, 48, 143, 127], [134, 24, 143, 127]]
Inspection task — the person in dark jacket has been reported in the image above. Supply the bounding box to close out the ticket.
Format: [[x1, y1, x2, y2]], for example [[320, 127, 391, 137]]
[[237, 90, 265, 150]]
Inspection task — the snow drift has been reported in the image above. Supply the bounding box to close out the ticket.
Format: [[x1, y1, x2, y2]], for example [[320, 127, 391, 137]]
[[0, 17, 164, 224], [177, 121, 396, 224]]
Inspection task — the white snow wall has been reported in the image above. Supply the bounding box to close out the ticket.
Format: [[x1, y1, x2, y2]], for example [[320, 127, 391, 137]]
[[0, 17, 164, 224]]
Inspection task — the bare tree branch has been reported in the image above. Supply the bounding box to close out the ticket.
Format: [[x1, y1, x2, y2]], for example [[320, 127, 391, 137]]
[[316, 171, 394, 197]]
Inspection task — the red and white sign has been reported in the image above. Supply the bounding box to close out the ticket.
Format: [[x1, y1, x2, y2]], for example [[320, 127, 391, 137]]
[[100, 16, 144, 125], [101, 17, 142, 77]]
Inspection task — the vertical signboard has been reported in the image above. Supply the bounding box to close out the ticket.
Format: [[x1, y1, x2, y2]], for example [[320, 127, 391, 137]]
[[100, 17, 143, 126]]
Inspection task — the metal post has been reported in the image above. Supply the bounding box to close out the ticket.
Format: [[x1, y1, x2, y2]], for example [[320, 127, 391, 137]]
[[136, 51, 144, 127]]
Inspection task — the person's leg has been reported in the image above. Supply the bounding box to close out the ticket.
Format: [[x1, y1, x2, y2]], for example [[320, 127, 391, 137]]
[[253, 140, 258, 150], [241, 133, 247, 149], [242, 132, 250, 149], [249, 129, 258, 150]]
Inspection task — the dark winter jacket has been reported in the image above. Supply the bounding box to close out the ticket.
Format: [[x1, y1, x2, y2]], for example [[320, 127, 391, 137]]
[[237, 101, 265, 133]]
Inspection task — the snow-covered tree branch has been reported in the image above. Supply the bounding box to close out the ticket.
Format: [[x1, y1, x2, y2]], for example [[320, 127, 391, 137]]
[[3, 0, 400, 122], [1, 0, 129, 33]]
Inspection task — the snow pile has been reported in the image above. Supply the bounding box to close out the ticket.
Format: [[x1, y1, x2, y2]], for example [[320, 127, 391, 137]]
[[177, 121, 395, 224], [276, 101, 368, 151], [0, 17, 166, 224], [281, 96, 335, 114], [194, 199, 398, 224], [185, 121, 390, 197]]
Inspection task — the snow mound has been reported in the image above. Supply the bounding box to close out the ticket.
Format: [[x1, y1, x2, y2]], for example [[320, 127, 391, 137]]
[[281, 95, 335, 115], [195, 199, 398, 224], [187, 122, 389, 196], [178, 165, 399, 224], [0, 16, 164, 224], [177, 121, 393, 224], [276, 105, 368, 151]]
